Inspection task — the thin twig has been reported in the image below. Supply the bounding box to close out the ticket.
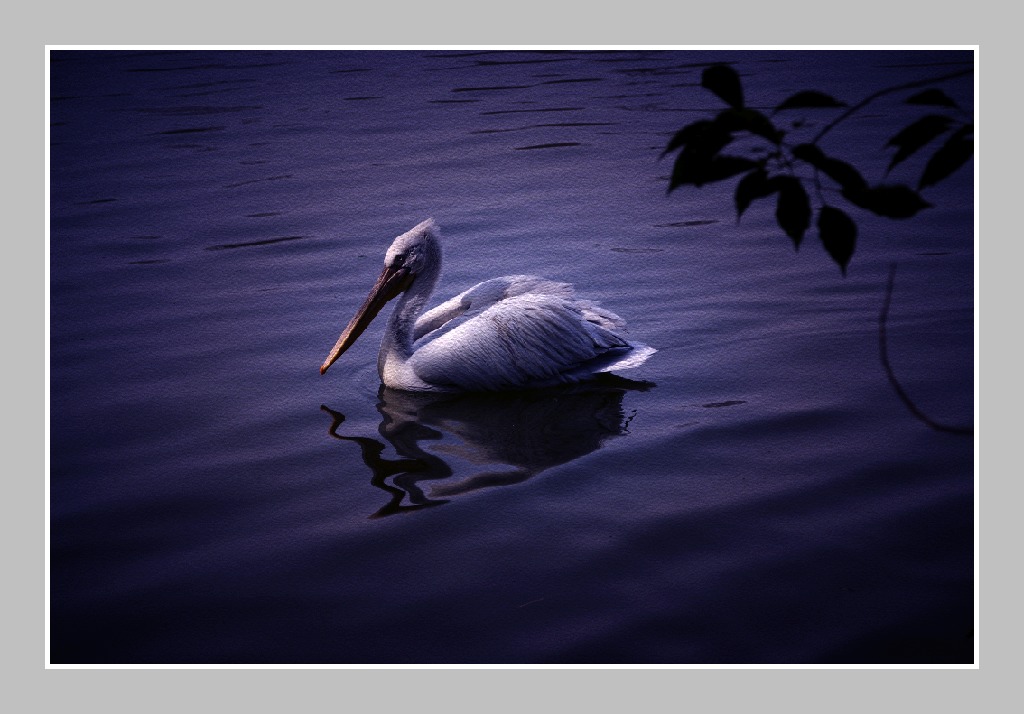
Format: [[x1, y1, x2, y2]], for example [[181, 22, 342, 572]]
[[813, 68, 972, 144], [879, 263, 972, 435]]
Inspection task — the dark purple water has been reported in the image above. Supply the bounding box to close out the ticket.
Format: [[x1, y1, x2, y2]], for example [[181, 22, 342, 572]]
[[49, 49, 974, 664]]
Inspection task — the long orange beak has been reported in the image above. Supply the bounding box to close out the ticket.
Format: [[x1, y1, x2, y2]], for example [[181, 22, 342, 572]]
[[320, 264, 413, 375]]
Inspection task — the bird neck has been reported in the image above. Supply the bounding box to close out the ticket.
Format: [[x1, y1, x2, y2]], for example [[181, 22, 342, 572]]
[[379, 260, 440, 363]]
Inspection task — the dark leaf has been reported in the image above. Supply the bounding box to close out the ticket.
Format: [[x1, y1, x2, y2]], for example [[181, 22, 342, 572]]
[[906, 89, 960, 109], [842, 184, 931, 218], [792, 143, 867, 193], [704, 156, 760, 183], [702, 65, 744, 109], [818, 206, 857, 275], [886, 115, 952, 173], [775, 176, 811, 248], [715, 108, 783, 144], [919, 124, 973, 189], [662, 120, 733, 159], [669, 154, 759, 191], [791, 143, 824, 163], [663, 120, 709, 157], [735, 168, 778, 219], [774, 90, 847, 112]]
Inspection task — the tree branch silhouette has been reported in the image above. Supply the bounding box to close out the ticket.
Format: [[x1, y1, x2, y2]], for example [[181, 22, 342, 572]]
[[664, 65, 973, 434], [812, 68, 972, 144], [878, 264, 973, 436], [664, 64, 973, 274]]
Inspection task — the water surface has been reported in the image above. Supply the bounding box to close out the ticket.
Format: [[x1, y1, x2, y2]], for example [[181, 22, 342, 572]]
[[49, 49, 974, 664]]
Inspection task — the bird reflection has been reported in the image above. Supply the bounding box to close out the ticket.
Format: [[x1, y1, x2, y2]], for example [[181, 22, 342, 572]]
[[322, 375, 653, 518]]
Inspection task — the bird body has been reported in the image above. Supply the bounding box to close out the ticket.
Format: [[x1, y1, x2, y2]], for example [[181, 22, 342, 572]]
[[321, 219, 655, 391]]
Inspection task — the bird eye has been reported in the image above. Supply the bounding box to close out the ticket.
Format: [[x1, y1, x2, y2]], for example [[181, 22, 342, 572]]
[[392, 254, 406, 267]]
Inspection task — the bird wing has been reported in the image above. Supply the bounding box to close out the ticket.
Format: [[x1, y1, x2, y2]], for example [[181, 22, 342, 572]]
[[412, 292, 472, 342], [408, 292, 633, 391], [413, 275, 575, 342]]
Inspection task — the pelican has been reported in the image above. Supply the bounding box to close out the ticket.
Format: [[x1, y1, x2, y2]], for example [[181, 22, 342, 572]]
[[320, 219, 656, 391]]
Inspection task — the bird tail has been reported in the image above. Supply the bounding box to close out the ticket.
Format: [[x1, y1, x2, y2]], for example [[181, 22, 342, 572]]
[[595, 343, 657, 373], [578, 301, 627, 330]]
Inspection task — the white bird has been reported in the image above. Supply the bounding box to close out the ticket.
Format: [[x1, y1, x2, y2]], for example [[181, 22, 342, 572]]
[[320, 219, 656, 391]]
